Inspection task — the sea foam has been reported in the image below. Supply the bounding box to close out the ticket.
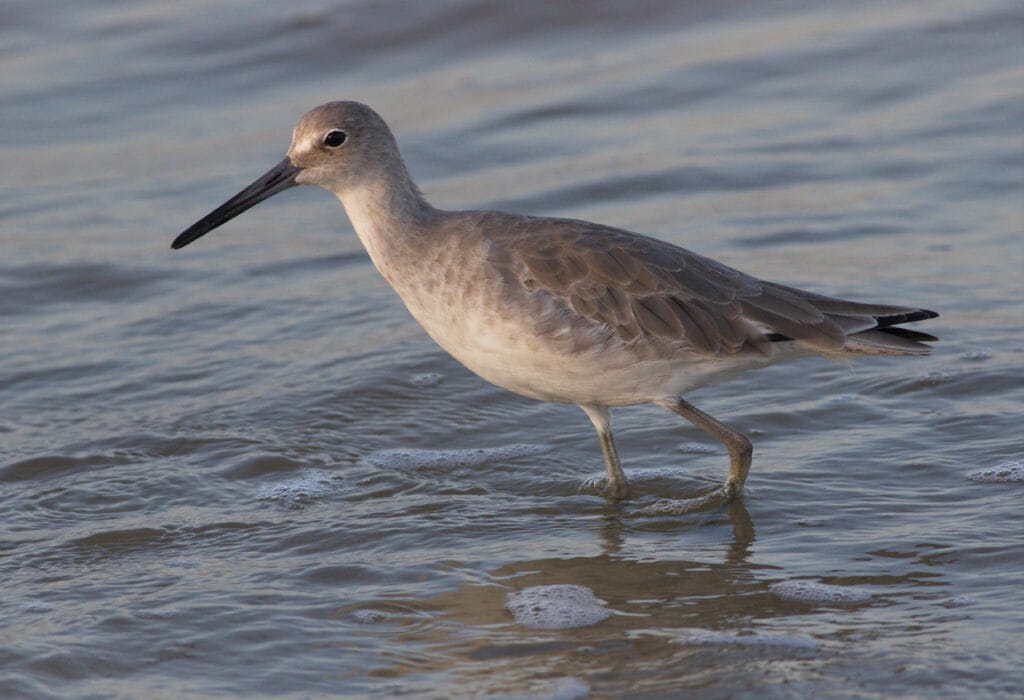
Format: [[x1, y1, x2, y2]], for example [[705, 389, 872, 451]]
[[969, 461, 1024, 483], [770, 580, 872, 604], [506, 585, 610, 630]]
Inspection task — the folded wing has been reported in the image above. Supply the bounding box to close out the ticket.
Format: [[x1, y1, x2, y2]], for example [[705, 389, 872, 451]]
[[487, 215, 938, 357]]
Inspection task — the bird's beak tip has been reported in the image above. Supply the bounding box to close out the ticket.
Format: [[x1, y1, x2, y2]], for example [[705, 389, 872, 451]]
[[170, 157, 301, 250]]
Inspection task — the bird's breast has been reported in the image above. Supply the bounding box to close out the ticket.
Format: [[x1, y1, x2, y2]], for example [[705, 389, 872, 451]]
[[378, 240, 671, 405]]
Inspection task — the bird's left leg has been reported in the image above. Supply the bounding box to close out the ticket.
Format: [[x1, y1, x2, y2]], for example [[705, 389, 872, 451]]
[[580, 404, 630, 500]]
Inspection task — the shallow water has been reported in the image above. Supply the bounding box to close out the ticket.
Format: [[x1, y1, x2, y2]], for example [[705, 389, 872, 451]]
[[2, 1, 1022, 697]]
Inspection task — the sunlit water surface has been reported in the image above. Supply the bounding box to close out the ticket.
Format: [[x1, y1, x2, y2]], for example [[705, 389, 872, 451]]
[[2, 1, 1022, 697]]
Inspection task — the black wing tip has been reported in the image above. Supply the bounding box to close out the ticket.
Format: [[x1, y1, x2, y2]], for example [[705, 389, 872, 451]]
[[868, 308, 941, 345], [766, 307, 939, 345], [876, 308, 939, 327], [879, 327, 939, 342]]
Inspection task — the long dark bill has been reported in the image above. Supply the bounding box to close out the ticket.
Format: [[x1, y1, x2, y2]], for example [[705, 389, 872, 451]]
[[171, 157, 302, 249]]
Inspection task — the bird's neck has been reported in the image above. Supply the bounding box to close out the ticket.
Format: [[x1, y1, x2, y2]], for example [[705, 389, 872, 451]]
[[336, 170, 438, 286]]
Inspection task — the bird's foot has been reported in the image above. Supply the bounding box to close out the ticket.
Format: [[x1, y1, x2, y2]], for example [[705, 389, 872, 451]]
[[606, 481, 631, 502], [722, 477, 744, 502]]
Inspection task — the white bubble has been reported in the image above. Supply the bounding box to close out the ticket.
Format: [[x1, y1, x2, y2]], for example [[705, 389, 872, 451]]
[[918, 370, 951, 385], [579, 467, 677, 491], [969, 461, 1024, 483], [409, 372, 443, 387], [770, 580, 872, 604], [506, 585, 610, 630], [352, 609, 390, 624], [254, 470, 348, 506], [679, 442, 716, 453]]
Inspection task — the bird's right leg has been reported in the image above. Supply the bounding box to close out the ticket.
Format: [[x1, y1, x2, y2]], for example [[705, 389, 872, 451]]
[[657, 397, 752, 501], [580, 404, 630, 500]]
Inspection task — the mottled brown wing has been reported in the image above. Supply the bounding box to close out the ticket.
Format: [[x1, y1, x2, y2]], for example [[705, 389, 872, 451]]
[[483, 213, 932, 356]]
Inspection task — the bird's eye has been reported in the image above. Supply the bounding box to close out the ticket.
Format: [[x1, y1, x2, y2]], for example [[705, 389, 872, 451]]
[[323, 130, 347, 147]]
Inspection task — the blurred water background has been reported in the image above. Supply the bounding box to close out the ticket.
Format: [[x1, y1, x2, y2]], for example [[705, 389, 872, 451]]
[[2, 0, 1022, 697]]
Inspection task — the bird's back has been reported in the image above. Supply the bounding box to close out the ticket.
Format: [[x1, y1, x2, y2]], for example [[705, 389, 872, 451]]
[[466, 211, 938, 361]]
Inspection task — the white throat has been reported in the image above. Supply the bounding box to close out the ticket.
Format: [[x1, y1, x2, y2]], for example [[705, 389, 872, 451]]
[[333, 176, 436, 288]]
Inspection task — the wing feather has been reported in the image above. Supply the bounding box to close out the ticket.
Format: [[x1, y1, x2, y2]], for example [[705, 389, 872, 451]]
[[479, 213, 937, 357]]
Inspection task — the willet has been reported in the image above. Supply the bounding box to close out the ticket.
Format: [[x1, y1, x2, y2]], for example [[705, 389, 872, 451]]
[[172, 101, 938, 509]]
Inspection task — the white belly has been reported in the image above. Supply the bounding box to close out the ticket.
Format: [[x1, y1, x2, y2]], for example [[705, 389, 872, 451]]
[[398, 280, 773, 406]]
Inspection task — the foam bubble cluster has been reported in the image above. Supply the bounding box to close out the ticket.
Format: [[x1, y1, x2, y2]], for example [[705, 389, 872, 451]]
[[506, 585, 610, 630], [409, 372, 443, 387], [579, 467, 678, 491], [917, 370, 951, 386], [969, 461, 1024, 483], [254, 470, 347, 506], [679, 442, 716, 453], [770, 580, 872, 605], [351, 609, 390, 624], [363, 444, 546, 471]]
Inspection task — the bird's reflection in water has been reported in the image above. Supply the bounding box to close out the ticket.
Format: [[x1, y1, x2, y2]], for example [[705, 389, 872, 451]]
[[361, 500, 787, 695], [596, 497, 755, 566]]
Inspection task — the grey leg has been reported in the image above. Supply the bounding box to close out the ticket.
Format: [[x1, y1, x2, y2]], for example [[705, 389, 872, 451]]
[[580, 404, 630, 500], [657, 397, 752, 501]]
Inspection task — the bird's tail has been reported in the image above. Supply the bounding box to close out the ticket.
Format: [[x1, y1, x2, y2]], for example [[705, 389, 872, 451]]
[[838, 310, 939, 355], [756, 282, 940, 356]]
